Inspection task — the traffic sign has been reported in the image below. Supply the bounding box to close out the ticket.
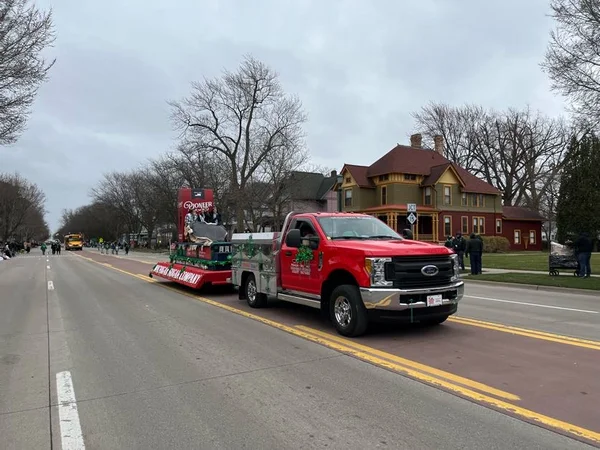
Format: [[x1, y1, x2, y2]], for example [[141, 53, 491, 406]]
[[407, 203, 417, 212], [407, 212, 417, 224]]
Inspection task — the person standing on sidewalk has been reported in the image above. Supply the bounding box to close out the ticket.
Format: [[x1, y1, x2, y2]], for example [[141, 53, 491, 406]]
[[574, 231, 593, 277], [452, 232, 466, 270], [465, 233, 483, 275]]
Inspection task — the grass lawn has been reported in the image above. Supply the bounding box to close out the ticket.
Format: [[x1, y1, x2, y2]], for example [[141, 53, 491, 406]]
[[465, 252, 599, 274], [468, 273, 600, 290]]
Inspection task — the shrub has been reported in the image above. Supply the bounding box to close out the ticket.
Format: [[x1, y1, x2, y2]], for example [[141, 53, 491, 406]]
[[480, 236, 510, 253]]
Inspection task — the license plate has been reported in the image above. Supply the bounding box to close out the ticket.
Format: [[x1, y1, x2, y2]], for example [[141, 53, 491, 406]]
[[426, 294, 443, 307]]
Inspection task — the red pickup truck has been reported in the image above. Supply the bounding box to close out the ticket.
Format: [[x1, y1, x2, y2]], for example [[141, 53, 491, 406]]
[[231, 211, 463, 337]]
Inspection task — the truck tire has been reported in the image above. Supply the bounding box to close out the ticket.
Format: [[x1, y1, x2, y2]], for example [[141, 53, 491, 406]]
[[244, 273, 267, 308], [330, 285, 368, 337]]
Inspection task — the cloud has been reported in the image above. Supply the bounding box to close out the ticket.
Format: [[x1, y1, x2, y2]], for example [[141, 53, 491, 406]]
[[4, 0, 567, 231]]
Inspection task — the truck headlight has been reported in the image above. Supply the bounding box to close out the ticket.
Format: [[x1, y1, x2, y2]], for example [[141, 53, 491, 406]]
[[450, 254, 460, 281], [365, 257, 393, 287]]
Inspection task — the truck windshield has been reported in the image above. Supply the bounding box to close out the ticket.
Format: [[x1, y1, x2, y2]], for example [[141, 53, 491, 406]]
[[316, 216, 403, 240]]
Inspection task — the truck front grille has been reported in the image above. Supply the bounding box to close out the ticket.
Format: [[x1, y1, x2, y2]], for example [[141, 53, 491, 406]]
[[386, 255, 453, 289]]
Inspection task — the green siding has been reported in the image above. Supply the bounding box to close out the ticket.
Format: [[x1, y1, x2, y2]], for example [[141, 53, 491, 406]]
[[435, 183, 501, 212], [388, 184, 421, 204], [341, 186, 376, 211]]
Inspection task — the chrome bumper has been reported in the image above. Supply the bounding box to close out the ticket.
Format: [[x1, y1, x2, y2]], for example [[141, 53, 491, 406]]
[[360, 281, 464, 311]]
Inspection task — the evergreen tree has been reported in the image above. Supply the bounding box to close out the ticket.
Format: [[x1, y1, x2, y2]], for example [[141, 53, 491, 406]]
[[556, 133, 600, 243]]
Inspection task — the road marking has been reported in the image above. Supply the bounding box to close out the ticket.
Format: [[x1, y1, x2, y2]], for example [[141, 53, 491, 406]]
[[295, 325, 519, 400], [74, 252, 600, 444], [464, 295, 599, 314], [47, 265, 51, 269], [292, 327, 600, 444], [47, 281, 54, 290], [56, 371, 85, 449], [450, 316, 600, 351]]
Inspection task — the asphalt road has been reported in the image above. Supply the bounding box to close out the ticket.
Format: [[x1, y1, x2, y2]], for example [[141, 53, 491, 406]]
[[0, 249, 595, 449], [458, 282, 600, 341]]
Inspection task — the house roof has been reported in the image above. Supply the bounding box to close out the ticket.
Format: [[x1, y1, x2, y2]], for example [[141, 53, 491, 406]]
[[289, 171, 337, 201], [341, 164, 374, 188], [421, 163, 466, 187], [502, 206, 546, 222], [357, 144, 500, 195]]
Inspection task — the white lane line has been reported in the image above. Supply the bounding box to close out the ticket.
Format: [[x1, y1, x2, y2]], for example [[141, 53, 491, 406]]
[[56, 371, 86, 449], [464, 295, 599, 314], [48, 281, 54, 290]]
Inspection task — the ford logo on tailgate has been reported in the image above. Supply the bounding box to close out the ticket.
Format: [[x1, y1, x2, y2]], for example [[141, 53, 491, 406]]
[[421, 265, 439, 276]]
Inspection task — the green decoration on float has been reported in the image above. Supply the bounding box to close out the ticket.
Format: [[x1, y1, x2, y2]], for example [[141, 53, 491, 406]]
[[169, 254, 233, 267], [241, 235, 257, 258], [295, 245, 314, 264]]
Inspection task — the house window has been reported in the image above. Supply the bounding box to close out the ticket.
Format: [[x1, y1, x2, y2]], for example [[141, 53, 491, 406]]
[[496, 219, 502, 234], [381, 186, 387, 205], [444, 185, 452, 205], [473, 216, 485, 234], [345, 177, 351, 183], [514, 230, 521, 244], [461, 216, 468, 234], [461, 192, 467, 206], [344, 189, 352, 207], [404, 174, 417, 181], [529, 230, 536, 244], [424, 187, 432, 205], [478, 194, 485, 207], [379, 174, 389, 182], [444, 216, 452, 237]]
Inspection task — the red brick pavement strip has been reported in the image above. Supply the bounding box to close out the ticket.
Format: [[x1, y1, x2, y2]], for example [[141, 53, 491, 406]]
[[78, 250, 600, 443]]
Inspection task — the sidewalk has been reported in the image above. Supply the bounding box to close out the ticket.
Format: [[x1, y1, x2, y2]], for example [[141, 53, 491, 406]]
[[464, 266, 600, 278], [91, 249, 170, 264]]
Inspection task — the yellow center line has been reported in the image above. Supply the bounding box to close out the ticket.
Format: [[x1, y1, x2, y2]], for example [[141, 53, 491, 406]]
[[449, 316, 600, 351], [295, 325, 519, 401], [74, 253, 600, 445]]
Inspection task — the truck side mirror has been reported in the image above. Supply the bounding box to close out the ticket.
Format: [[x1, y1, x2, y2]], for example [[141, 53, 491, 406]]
[[285, 229, 302, 248]]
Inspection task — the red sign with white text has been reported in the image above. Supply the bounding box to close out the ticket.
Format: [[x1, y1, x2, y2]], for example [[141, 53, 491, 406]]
[[177, 188, 214, 241]]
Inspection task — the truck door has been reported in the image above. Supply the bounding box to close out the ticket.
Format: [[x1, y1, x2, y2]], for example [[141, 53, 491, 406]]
[[280, 218, 323, 295]]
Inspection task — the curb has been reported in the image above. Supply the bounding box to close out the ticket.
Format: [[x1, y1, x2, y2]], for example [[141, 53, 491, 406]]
[[463, 279, 600, 296]]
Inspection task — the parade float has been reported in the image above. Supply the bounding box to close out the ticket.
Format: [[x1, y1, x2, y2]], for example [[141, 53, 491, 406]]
[[149, 188, 233, 289]]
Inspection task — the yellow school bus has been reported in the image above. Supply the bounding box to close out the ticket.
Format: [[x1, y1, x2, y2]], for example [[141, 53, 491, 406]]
[[64, 233, 84, 250]]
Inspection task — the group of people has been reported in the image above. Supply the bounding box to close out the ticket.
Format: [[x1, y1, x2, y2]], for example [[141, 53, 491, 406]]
[[444, 232, 483, 275], [99, 241, 130, 255], [185, 206, 222, 227]]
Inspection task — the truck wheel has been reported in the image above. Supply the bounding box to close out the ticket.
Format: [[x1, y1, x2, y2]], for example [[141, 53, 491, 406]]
[[244, 273, 267, 308], [421, 315, 449, 326], [330, 285, 368, 337]]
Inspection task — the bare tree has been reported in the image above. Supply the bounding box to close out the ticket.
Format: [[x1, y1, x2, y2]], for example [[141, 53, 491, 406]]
[[58, 202, 123, 242], [169, 55, 307, 229], [17, 205, 48, 241], [412, 103, 569, 208], [541, 0, 600, 127], [412, 102, 486, 172], [91, 172, 140, 238], [0, 172, 46, 240], [0, 0, 56, 145]]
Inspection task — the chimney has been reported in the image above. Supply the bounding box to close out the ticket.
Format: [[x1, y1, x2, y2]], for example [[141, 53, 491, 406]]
[[434, 135, 444, 155], [410, 133, 422, 148], [330, 170, 337, 177]]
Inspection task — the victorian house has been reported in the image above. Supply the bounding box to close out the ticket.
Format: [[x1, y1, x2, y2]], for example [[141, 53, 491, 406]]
[[338, 134, 544, 251]]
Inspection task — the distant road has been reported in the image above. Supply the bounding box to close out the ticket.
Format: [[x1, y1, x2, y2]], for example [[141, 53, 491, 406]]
[[0, 249, 597, 449]]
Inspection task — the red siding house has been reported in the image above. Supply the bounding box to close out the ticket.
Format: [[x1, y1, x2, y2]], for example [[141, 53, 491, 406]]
[[501, 206, 544, 251], [336, 134, 545, 250]]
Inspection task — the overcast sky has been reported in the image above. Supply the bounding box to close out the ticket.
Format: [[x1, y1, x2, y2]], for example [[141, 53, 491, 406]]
[[6, 0, 566, 232]]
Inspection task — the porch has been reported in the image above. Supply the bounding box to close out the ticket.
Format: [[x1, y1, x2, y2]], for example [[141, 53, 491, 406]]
[[360, 204, 440, 242]]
